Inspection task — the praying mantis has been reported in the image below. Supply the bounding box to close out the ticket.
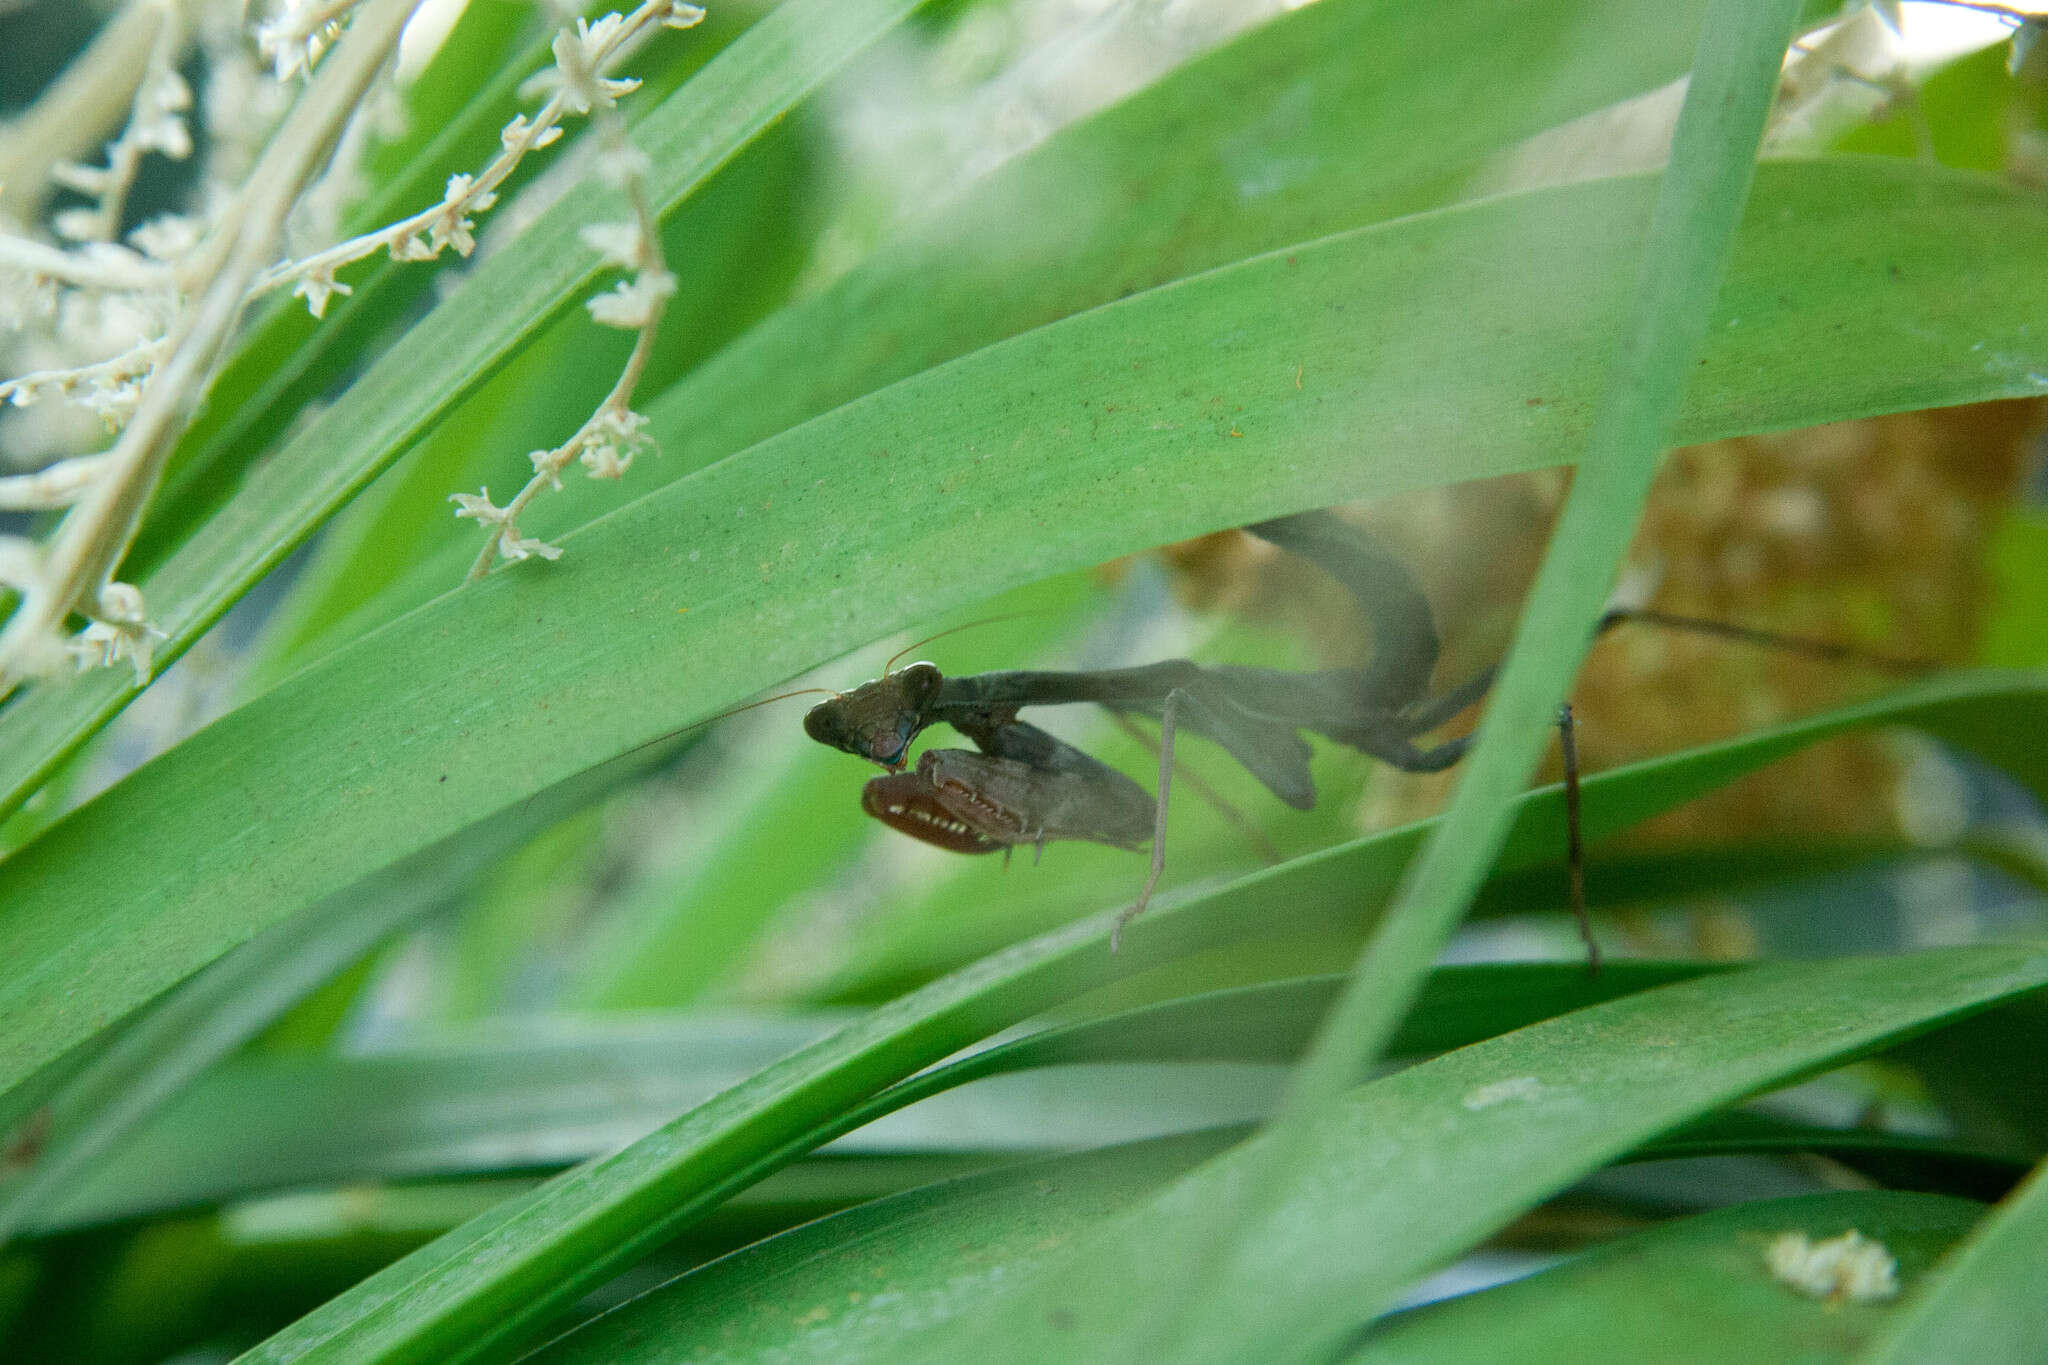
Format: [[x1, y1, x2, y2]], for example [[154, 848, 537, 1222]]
[[801, 509, 1922, 954], [805, 511, 1561, 951]]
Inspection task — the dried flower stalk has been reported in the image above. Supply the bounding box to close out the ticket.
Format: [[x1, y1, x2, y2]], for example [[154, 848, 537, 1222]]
[[454, 2, 699, 577]]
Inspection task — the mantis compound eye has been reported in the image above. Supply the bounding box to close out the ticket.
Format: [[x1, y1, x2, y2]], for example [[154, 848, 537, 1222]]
[[802, 699, 850, 751], [897, 661, 942, 706]]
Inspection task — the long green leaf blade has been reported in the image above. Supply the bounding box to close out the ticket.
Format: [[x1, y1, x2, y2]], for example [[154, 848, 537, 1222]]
[[1, 160, 2042, 1106], [526, 1131, 1246, 1365], [1281, 0, 1801, 1160], [897, 3, 1804, 1353], [1855, 1156, 2048, 1363], [4, 160, 2048, 1113], [890, 944, 2048, 1362], [41, 964, 1697, 1229], [260, 0, 1743, 659], [0, 739, 677, 1245], [526, 1187, 1980, 1365], [217, 670, 2046, 1365], [1346, 1192, 1982, 1364]]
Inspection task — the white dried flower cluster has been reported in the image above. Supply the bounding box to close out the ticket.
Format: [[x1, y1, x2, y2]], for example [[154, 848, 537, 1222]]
[[585, 267, 676, 330], [0, 3, 206, 690], [70, 581, 168, 682], [576, 405, 652, 480], [451, 489, 564, 564], [49, 17, 195, 246], [198, 11, 295, 201], [454, 1, 702, 580], [1765, 1229, 1901, 1303], [498, 112, 564, 157], [548, 17, 644, 115], [575, 219, 639, 268], [0, 0, 706, 688], [256, 0, 697, 316], [128, 214, 204, 263], [254, 0, 364, 82], [0, 337, 171, 429], [289, 264, 351, 320], [0, 0, 418, 691]]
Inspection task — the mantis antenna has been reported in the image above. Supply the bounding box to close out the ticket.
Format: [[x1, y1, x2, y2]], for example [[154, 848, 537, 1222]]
[[883, 611, 1041, 675]]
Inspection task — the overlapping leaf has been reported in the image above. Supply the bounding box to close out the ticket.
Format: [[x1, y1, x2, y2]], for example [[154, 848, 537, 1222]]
[[3, 159, 2044, 1110]]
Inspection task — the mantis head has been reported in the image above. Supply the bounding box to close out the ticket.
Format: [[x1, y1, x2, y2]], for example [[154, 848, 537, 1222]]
[[802, 661, 943, 768]]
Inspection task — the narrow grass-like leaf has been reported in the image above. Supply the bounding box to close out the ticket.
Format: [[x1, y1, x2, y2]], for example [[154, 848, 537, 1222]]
[[1855, 1156, 2048, 1363], [0, 743, 670, 1248], [1893, 991, 2048, 1158], [224, 908, 1134, 1365], [503, 0, 1738, 550], [819, 829, 1918, 1005], [523, 1131, 1245, 1365], [296, 0, 1738, 647], [46, 1050, 1270, 1232], [0, 874, 447, 1251], [18, 1154, 1037, 1359], [1141, 6, 1804, 1349], [1, 1179, 550, 1365], [1, 677, 1996, 1269], [72, 953, 2028, 1239], [3, 159, 2044, 1107], [1346, 1192, 1981, 1364], [221, 674, 2046, 1365], [528, 1187, 1977, 1365], [893, 944, 2048, 1364], [1469, 840, 1916, 922], [1273, 0, 1802, 1162], [1650, 1113, 2026, 1203], [38, 963, 1696, 1229]]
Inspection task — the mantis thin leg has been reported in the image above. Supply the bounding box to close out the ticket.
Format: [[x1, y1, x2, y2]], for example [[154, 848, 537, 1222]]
[[1112, 686, 1191, 952], [1106, 711, 1281, 865], [1557, 702, 1601, 975], [1596, 608, 1928, 675]]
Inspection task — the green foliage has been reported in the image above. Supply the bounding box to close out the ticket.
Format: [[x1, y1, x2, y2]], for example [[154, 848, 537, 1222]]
[[1, 2, 2046, 1362], [1348, 1192, 1984, 1364]]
